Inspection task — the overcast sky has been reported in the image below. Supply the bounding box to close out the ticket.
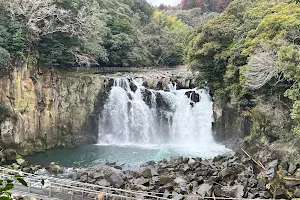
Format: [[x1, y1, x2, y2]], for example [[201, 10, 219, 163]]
[[147, 0, 179, 6]]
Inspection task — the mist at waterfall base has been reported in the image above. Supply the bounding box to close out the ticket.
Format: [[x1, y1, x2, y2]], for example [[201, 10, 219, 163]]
[[27, 78, 229, 168]]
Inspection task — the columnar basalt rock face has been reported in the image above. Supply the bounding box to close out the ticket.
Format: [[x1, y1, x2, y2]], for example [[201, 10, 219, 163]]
[[0, 67, 107, 154]]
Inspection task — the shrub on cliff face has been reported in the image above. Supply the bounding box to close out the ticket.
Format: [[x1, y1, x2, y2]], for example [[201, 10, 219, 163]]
[[0, 47, 10, 73], [0, 102, 17, 123]]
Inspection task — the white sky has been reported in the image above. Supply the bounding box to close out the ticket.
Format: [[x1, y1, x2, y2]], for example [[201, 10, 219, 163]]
[[147, 0, 180, 6]]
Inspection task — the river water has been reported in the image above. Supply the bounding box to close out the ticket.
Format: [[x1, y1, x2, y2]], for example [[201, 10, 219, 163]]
[[27, 78, 229, 167]]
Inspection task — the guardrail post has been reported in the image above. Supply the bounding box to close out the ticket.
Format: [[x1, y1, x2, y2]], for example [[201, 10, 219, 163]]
[[71, 191, 74, 200], [49, 183, 52, 197], [28, 182, 31, 193]]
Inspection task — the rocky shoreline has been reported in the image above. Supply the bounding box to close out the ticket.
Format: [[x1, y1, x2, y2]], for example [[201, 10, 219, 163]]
[[3, 145, 300, 199]]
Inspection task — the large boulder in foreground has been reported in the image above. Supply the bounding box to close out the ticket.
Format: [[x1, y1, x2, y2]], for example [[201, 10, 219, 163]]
[[102, 166, 125, 188]]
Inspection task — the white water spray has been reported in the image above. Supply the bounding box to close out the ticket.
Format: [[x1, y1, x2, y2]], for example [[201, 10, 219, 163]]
[[98, 78, 228, 157]]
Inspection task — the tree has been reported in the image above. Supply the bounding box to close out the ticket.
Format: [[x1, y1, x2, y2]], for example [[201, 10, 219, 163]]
[[244, 47, 280, 90], [1, 0, 108, 66], [0, 47, 10, 73]]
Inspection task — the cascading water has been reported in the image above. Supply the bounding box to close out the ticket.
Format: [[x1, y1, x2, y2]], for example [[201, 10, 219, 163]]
[[98, 77, 228, 157]]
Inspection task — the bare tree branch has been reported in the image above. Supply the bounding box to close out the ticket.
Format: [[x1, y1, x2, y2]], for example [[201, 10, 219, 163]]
[[244, 47, 281, 90], [288, 25, 300, 45]]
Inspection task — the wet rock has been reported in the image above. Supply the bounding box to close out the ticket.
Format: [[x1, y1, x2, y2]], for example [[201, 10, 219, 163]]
[[16, 158, 27, 167], [114, 165, 122, 170], [185, 91, 200, 103]]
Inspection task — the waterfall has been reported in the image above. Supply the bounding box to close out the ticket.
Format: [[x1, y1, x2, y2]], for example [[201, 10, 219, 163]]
[[98, 77, 227, 155]]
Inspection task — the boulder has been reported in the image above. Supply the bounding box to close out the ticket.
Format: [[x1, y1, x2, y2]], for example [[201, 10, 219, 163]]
[[12, 163, 21, 170], [103, 167, 125, 188], [159, 176, 173, 185], [175, 177, 187, 192], [196, 183, 211, 197], [90, 171, 104, 180], [232, 185, 245, 198], [216, 185, 245, 198], [16, 158, 27, 167], [133, 184, 148, 191], [172, 194, 184, 200], [133, 177, 150, 186], [294, 188, 300, 198], [96, 179, 111, 187], [4, 149, 17, 161], [141, 168, 152, 178], [174, 177, 187, 185], [163, 190, 171, 198], [12, 194, 22, 200], [257, 179, 266, 190], [88, 177, 96, 184], [188, 158, 196, 168], [288, 163, 298, 174], [80, 175, 88, 182], [294, 168, 300, 178], [150, 167, 159, 176], [219, 167, 235, 179], [49, 162, 63, 173]]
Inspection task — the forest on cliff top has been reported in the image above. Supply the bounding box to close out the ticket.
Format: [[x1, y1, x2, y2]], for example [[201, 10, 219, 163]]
[[0, 0, 231, 70]]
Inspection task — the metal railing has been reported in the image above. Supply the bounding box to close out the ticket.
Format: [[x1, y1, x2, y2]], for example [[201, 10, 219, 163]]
[[0, 167, 171, 200], [0, 167, 273, 200]]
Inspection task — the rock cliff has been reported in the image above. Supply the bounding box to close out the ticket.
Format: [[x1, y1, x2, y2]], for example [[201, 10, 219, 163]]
[[0, 67, 107, 155]]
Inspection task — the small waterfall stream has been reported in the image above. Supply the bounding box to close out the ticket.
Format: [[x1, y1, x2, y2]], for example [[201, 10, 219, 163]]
[[98, 77, 227, 156]]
